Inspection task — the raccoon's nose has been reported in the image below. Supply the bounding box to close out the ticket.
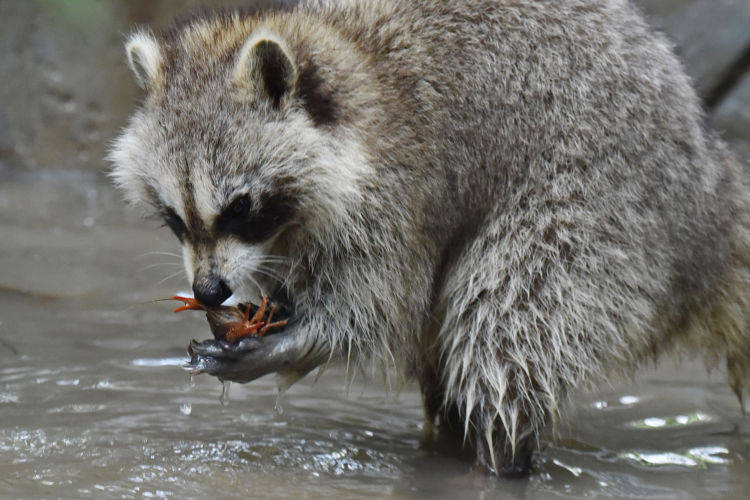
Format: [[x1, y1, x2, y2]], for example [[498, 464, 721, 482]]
[[193, 274, 232, 307]]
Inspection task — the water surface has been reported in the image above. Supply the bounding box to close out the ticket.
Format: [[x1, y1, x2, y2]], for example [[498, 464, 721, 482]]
[[1, 174, 749, 498]]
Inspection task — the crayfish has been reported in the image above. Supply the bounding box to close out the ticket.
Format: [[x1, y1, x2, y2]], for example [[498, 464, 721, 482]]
[[172, 294, 288, 342]]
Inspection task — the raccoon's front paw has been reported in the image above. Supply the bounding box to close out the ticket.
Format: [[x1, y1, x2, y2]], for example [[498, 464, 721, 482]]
[[186, 327, 308, 383], [474, 424, 535, 477]]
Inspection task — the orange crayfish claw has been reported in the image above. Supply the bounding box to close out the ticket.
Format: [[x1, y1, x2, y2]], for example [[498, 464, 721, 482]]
[[172, 295, 205, 313]]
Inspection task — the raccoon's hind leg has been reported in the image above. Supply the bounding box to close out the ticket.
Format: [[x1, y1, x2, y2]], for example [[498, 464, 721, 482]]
[[728, 355, 748, 413], [709, 146, 750, 412], [712, 252, 750, 413], [693, 156, 750, 414]]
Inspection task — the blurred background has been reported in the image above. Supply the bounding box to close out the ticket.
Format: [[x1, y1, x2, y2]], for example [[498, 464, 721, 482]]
[[1, 1, 749, 498], [1, 0, 749, 179]]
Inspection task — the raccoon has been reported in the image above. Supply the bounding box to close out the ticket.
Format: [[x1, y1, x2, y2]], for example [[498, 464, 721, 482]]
[[110, 0, 750, 475]]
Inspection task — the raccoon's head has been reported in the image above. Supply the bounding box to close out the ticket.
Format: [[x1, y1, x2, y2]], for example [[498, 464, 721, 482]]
[[110, 19, 372, 308]]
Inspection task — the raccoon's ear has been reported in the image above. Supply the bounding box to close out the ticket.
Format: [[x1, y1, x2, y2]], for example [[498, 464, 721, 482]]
[[233, 33, 297, 107], [125, 31, 163, 90]]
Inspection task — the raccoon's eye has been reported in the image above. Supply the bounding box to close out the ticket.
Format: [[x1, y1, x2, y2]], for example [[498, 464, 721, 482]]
[[217, 193, 295, 243], [228, 194, 252, 216], [162, 207, 188, 241]]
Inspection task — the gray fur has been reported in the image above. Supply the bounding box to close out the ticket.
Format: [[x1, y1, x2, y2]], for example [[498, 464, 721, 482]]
[[110, 0, 750, 475]]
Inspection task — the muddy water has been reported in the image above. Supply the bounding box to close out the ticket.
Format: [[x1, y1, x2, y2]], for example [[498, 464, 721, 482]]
[[1, 173, 749, 498]]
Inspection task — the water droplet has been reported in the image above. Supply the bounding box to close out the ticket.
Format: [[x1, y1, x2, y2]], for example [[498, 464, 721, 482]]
[[220, 381, 231, 406], [273, 398, 283, 415], [274, 386, 287, 415], [179, 403, 192, 416], [188, 374, 195, 388]]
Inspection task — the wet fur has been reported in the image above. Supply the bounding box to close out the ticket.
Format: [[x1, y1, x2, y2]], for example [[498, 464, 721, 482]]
[[111, 0, 750, 474]]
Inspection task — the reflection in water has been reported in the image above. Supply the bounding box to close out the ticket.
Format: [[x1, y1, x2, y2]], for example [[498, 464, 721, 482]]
[[552, 458, 583, 477], [0, 392, 20, 404], [628, 412, 714, 429], [592, 394, 640, 410], [132, 357, 189, 367], [621, 447, 730, 467], [619, 395, 639, 405]]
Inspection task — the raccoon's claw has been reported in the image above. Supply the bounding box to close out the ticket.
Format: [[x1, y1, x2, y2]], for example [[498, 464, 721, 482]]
[[218, 336, 263, 355], [188, 339, 224, 357], [186, 327, 312, 383], [184, 337, 263, 358]]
